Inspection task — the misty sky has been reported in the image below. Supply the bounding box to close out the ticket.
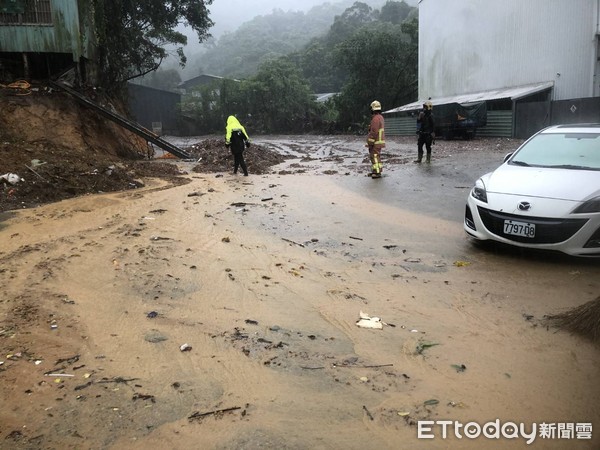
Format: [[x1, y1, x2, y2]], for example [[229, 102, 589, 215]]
[[173, 0, 417, 73], [206, 0, 334, 38], [182, 0, 416, 45]]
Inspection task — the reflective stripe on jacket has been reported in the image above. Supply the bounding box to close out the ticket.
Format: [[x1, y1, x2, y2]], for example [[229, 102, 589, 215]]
[[367, 113, 385, 150]]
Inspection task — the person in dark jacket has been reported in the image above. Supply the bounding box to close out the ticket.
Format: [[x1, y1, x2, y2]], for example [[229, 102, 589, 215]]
[[415, 100, 435, 163], [225, 115, 251, 176]]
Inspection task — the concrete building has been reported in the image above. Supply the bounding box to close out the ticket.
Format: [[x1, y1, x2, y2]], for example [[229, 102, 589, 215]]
[[385, 0, 600, 137]]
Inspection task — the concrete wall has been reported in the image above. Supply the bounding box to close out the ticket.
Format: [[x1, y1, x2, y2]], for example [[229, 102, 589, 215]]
[[418, 0, 599, 101]]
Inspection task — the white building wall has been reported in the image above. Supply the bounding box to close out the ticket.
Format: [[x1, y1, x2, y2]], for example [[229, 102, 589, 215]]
[[418, 0, 599, 101]]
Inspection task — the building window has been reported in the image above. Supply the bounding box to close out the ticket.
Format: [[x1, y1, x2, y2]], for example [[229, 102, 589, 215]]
[[0, 0, 53, 25]]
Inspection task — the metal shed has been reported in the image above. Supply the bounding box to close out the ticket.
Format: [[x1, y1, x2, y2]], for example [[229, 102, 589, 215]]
[[384, 82, 554, 137], [127, 83, 183, 136], [0, 0, 97, 81]]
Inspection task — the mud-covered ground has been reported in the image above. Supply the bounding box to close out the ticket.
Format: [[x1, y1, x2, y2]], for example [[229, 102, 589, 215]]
[[0, 82, 524, 213], [1, 87, 599, 450]]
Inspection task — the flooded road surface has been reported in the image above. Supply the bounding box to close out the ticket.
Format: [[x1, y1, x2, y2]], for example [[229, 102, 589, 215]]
[[1, 135, 598, 449]]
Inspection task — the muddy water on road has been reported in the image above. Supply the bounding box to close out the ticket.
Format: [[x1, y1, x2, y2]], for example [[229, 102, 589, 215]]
[[1, 136, 599, 450]]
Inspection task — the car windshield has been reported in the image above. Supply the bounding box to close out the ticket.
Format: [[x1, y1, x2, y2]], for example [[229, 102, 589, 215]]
[[509, 132, 600, 170]]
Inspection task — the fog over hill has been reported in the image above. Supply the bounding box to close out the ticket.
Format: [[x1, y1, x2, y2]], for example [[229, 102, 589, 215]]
[[207, 0, 413, 38], [181, 0, 416, 47], [168, 0, 417, 79], [206, 0, 348, 38]]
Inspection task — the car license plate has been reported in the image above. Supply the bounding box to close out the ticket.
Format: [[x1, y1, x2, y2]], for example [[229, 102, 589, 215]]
[[503, 220, 535, 238]]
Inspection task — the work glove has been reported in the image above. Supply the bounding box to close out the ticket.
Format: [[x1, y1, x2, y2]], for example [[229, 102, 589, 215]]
[[245, 141, 251, 148], [225, 142, 230, 149]]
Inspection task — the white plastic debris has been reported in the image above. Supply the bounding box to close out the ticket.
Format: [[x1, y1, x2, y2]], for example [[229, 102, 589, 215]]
[[356, 311, 385, 330], [0, 173, 24, 185], [180, 343, 192, 352]]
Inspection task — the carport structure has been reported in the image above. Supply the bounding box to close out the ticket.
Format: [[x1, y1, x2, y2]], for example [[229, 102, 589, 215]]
[[383, 81, 554, 138]]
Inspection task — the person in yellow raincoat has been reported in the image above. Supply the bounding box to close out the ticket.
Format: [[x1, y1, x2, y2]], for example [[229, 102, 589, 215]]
[[225, 115, 251, 176]]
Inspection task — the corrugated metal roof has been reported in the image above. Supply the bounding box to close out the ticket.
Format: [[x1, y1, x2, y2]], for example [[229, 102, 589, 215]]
[[179, 74, 228, 89], [384, 81, 554, 113]]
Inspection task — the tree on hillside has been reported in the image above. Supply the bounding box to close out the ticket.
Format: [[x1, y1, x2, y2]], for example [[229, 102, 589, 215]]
[[327, 2, 377, 46], [379, 0, 414, 24], [293, 1, 416, 95], [243, 58, 317, 133], [186, 3, 351, 79], [197, 17, 299, 79], [289, 40, 346, 93], [334, 19, 418, 127], [92, 0, 214, 90], [139, 69, 182, 91], [224, 59, 319, 133], [289, 1, 379, 94]]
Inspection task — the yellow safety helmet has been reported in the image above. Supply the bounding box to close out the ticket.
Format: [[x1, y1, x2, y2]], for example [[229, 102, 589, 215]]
[[370, 100, 382, 111], [423, 100, 433, 110]]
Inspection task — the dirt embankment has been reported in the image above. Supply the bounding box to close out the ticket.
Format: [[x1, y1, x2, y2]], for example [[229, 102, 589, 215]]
[[0, 85, 287, 213]]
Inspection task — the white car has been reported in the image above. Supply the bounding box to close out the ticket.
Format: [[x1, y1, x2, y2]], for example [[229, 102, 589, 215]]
[[464, 124, 600, 256]]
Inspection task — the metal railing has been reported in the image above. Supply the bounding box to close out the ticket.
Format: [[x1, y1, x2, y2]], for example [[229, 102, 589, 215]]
[[0, 0, 52, 25]]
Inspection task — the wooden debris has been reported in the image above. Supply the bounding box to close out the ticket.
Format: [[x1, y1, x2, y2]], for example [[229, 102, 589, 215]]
[[188, 406, 242, 422]]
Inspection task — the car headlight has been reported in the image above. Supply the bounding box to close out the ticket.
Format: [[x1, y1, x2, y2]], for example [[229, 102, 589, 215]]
[[471, 179, 488, 203], [573, 196, 600, 214]]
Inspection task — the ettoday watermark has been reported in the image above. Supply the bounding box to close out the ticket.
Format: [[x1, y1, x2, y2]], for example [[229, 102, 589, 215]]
[[417, 420, 593, 444]]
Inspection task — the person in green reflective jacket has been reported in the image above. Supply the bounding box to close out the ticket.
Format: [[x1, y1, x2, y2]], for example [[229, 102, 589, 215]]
[[225, 115, 251, 176]]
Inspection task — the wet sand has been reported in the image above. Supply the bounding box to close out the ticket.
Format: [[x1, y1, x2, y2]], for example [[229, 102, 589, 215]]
[[1, 136, 599, 449]]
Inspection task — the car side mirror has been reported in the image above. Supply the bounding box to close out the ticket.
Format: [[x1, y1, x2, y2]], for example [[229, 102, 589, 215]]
[[503, 152, 513, 163]]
